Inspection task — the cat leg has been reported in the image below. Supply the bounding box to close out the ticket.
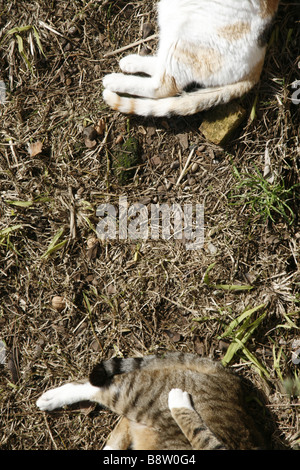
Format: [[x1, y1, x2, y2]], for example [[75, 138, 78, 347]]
[[168, 388, 225, 450], [130, 421, 158, 450], [36, 381, 100, 411], [103, 73, 158, 99], [103, 417, 132, 450], [103, 69, 178, 100], [104, 417, 158, 451], [119, 54, 158, 76]]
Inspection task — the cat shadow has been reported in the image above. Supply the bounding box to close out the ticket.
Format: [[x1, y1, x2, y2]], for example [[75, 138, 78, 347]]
[[240, 375, 291, 450]]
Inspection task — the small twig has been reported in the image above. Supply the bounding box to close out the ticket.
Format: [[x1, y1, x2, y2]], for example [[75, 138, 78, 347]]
[[9, 140, 19, 166], [175, 147, 195, 187], [44, 415, 58, 450], [68, 187, 76, 240], [98, 121, 113, 154], [39, 20, 64, 38], [104, 34, 158, 58], [38, 20, 78, 47]]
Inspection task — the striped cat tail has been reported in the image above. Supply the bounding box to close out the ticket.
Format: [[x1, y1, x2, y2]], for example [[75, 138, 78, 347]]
[[103, 80, 255, 117], [89, 356, 156, 387]]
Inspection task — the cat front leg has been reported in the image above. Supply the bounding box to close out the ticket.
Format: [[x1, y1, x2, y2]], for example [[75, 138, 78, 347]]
[[103, 417, 132, 450], [103, 72, 178, 99], [103, 73, 158, 98], [119, 54, 158, 76], [168, 388, 194, 411], [36, 382, 100, 411], [168, 388, 225, 450]]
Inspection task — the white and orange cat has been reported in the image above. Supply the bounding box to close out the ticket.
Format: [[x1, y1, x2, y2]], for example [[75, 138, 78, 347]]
[[103, 0, 279, 116]]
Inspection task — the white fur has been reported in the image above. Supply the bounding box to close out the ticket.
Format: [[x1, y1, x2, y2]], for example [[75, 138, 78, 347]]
[[102, 0, 278, 116], [168, 388, 194, 411], [36, 382, 99, 411]]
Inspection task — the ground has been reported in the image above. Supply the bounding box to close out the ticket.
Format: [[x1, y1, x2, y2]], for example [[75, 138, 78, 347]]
[[0, 0, 299, 450]]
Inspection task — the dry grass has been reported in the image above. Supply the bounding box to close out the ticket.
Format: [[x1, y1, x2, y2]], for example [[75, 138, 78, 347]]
[[0, 0, 299, 450]]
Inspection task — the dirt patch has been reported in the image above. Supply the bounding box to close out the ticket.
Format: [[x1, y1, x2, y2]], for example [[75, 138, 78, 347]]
[[0, 0, 299, 450]]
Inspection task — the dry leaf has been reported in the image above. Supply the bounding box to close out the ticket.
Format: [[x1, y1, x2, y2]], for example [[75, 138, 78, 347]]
[[95, 118, 105, 136], [28, 140, 43, 157], [84, 137, 97, 148], [151, 155, 162, 166], [142, 22, 154, 39], [87, 239, 99, 261], [107, 284, 116, 295], [83, 125, 98, 141], [193, 336, 205, 356], [218, 340, 230, 352], [263, 145, 275, 183], [115, 135, 124, 145], [177, 133, 189, 151], [164, 329, 181, 342], [7, 345, 20, 383]]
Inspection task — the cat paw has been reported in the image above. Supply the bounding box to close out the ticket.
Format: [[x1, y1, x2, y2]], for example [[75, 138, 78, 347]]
[[168, 388, 193, 411], [103, 89, 120, 109], [36, 384, 72, 411], [119, 54, 141, 74], [103, 73, 125, 92]]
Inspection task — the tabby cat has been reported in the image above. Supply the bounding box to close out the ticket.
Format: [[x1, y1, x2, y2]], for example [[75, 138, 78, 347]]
[[36, 352, 267, 450], [103, 0, 279, 116]]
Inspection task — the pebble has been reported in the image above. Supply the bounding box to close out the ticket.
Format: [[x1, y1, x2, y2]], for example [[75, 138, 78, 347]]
[[191, 162, 199, 173], [170, 160, 180, 170]]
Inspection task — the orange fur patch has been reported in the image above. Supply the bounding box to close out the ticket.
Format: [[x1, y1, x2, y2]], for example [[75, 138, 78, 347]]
[[155, 73, 179, 98], [111, 93, 121, 111], [218, 22, 251, 41], [173, 43, 222, 83], [106, 417, 132, 450], [131, 422, 158, 450]]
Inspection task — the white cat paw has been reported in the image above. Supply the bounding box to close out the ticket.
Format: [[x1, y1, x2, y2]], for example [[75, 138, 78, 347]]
[[119, 54, 141, 74], [36, 384, 73, 411], [103, 73, 125, 92], [168, 388, 193, 411]]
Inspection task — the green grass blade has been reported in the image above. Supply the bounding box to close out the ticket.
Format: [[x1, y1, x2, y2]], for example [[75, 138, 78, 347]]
[[0, 224, 23, 238], [5, 200, 33, 207], [220, 304, 266, 339], [214, 284, 253, 292], [272, 345, 284, 381], [221, 309, 267, 366], [7, 25, 32, 35], [41, 228, 67, 258], [32, 26, 46, 57], [203, 263, 252, 292], [203, 262, 217, 285], [235, 340, 270, 378], [237, 311, 267, 344]]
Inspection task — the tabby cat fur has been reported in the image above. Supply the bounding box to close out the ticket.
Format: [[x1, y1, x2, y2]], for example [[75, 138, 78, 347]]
[[103, 0, 279, 116], [36, 352, 267, 450]]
